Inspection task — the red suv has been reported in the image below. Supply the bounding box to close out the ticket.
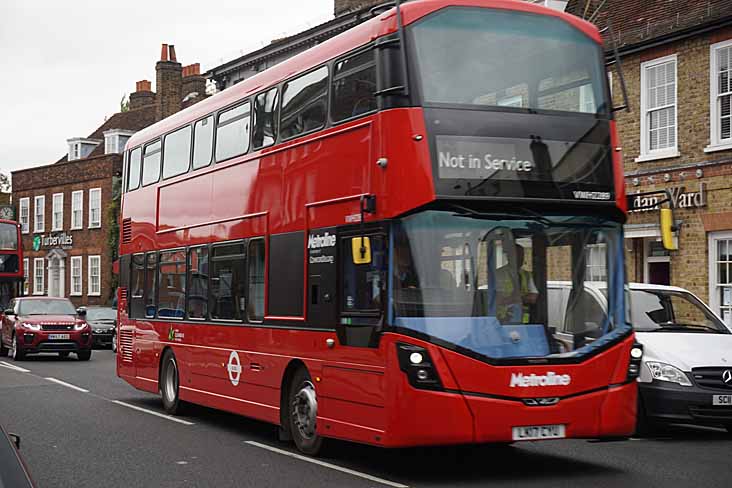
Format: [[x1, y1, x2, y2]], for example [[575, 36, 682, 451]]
[[0, 297, 92, 361]]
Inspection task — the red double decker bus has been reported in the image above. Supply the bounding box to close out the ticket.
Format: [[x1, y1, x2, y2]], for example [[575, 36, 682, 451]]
[[118, 0, 641, 455], [0, 219, 23, 317]]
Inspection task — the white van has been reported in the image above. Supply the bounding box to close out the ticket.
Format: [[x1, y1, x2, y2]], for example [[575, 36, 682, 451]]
[[548, 282, 732, 434]]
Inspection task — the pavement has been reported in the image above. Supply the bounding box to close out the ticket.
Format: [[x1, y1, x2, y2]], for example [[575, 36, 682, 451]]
[[1, 350, 731, 488]]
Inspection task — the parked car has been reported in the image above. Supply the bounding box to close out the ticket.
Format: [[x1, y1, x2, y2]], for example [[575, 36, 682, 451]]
[[0, 297, 93, 361], [547, 281, 732, 434], [85, 306, 117, 349], [0, 424, 35, 488]]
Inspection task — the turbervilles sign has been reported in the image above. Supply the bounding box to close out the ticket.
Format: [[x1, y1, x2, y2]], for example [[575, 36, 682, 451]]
[[630, 183, 707, 213], [32, 232, 73, 251]]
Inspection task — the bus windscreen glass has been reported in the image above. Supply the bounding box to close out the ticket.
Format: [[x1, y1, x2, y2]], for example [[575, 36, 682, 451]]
[[392, 210, 629, 360], [411, 7, 607, 114], [0, 223, 18, 251]]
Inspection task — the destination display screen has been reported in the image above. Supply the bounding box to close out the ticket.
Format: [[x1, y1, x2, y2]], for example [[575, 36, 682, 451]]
[[426, 109, 615, 203]]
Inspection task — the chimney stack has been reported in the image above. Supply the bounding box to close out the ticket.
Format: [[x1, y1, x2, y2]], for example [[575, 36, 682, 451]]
[[155, 43, 182, 121], [182, 63, 206, 109], [129, 79, 155, 110]]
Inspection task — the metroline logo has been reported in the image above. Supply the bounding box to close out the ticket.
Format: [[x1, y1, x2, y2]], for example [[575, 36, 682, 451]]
[[509, 372, 572, 388]]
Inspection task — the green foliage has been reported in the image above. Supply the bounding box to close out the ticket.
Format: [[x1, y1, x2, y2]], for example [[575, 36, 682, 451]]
[[106, 175, 121, 303], [120, 94, 130, 113], [0, 173, 10, 193]]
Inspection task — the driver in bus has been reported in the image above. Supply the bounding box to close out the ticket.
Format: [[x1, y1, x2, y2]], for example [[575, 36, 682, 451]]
[[496, 244, 538, 324]]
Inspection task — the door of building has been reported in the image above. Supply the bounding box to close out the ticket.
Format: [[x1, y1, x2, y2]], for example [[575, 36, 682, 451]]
[[644, 239, 670, 286], [46, 249, 67, 298]]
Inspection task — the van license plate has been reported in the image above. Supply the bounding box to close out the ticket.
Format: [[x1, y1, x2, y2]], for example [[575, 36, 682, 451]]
[[713, 395, 732, 406], [48, 334, 70, 340], [512, 424, 566, 441]]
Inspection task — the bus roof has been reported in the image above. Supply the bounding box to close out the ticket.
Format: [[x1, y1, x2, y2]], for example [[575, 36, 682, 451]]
[[126, 0, 602, 150]]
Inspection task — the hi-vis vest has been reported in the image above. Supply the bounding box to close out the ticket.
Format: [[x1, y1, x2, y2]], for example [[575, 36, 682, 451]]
[[497, 268, 532, 323]]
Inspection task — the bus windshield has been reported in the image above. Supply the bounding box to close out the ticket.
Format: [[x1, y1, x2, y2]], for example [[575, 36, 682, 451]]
[[410, 7, 608, 114], [392, 210, 628, 360], [0, 223, 18, 250]]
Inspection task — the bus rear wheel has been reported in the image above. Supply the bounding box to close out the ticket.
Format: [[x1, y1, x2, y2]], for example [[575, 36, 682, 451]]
[[288, 368, 323, 456], [160, 350, 185, 415]]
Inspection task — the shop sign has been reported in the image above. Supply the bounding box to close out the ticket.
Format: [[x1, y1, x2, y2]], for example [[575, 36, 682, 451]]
[[630, 183, 707, 213], [32, 232, 74, 251]]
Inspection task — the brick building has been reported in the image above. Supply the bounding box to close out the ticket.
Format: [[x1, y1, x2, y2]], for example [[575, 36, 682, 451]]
[[11, 45, 205, 306], [567, 0, 732, 322]]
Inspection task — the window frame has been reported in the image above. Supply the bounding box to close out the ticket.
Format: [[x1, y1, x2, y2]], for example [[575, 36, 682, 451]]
[[209, 239, 249, 323], [33, 258, 44, 295], [23, 258, 29, 295], [636, 54, 679, 162], [707, 38, 732, 153], [71, 190, 83, 230], [141, 139, 163, 187], [214, 101, 252, 164], [279, 65, 330, 142], [252, 87, 280, 151], [708, 230, 732, 328], [52, 193, 64, 231], [329, 45, 378, 126], [186, 245, 210, 321], [19, 197, 29, 234], [127, 146, 143, 192], [158, 248, 187, 320], [192, 115, 215, 170], [88, 188, 102, 229], [33, 195, 45, 233], [162, 124, 193, 180], [70, 256, 83, 296], [247, 238, 266, 323], [88, 255, 101, 296]]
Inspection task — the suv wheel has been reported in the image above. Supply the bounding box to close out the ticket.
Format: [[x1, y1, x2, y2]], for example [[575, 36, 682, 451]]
[[77, 350, 92, 361], [10, 334, 25, 361], [0, 337, 8, 357]]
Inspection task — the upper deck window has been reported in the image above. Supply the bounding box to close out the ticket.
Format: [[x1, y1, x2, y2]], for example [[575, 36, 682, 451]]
[[193, 116, 214, 169], [142, 140, 162, 186], [127, 147, 142, 192], [331, 49, 377, 123], [216, 102, 251, 162], [410, 7, 607, 115], [163, 125, 192, 179], [281, 66, 329, 140], [253, 88, 279, 150]]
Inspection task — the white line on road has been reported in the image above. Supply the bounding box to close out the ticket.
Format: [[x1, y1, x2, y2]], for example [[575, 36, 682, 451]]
[[245, 441, 409, 488], [45, 377, 89, 393], [112, 400, 195, 426], [0, 361, 30, 373]]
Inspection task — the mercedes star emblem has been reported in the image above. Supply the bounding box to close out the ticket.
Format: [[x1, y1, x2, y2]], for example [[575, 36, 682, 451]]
[[722, 369, 732, 386]]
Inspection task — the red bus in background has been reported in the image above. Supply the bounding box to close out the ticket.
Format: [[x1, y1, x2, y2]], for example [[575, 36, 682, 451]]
[[0, 219, 23, 317], [118, 0, 641, 455]]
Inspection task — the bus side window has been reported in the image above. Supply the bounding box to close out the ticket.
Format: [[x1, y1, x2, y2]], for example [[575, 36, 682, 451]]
[[215, 102, 251, 163], [144, 253, 158, 318], [210, 242, 247, 321], [252, 88, 278, 150], [342, 235, 386, 314], [331, 49, 376, 123], [158, 250, 186, 319], [129, 254, 145, 318], [142, 140, 161, 186], [162, 125, 192, 179], [192, 116, 214, 169], [127, 147, 142, 192], [280, 66, 328, 140], [247, 239, 265, 322], [187, 246, 209, 320]]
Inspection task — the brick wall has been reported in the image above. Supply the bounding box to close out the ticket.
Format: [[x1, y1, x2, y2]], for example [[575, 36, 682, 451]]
[[12, 156, 121, 307]]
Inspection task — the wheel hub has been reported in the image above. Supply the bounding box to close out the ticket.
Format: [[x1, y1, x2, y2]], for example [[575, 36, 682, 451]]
[[292, 381, 317, 439], [164, 359, 178, 403]]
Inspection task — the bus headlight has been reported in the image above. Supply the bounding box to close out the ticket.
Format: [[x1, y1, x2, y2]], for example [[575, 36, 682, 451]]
[[627, 343, 643, 380], [396, 343, 443, 391]]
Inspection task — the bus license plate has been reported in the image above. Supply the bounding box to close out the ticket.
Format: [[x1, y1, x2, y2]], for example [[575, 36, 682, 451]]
[[512, 424, 566, 441], [713, 395, 732, 406], [48, 334, 70, 340]]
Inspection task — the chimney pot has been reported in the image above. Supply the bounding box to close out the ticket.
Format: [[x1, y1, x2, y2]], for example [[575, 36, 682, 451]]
[[169, 45, 177, 62], [136, 79, 152, 92], [161, 43, 169, 62]]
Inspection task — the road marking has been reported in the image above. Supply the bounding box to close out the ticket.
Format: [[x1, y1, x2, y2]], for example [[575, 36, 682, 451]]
[[45, 377, 89, 393], [0, 361, 30, 373], [112, 400, 194, 426], [245, 441, 409, 488]]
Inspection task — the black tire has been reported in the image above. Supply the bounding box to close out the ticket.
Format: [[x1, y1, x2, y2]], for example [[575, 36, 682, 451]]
[[0, 337, 8, 357], [10, 334, 25, 361], [725, 425, 732, 435], [287, 367, 324, 456], [59, 351, 70, 359], [160, 350, 186, 415], [77, 350, 92, 361]]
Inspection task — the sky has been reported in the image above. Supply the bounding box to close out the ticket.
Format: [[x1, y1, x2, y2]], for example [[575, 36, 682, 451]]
[[0, 0, 334, 180]]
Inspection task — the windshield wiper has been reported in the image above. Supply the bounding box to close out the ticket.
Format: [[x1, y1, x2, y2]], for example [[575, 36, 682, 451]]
[[448, 203, 554, 226], [646, 324, 722, 333]]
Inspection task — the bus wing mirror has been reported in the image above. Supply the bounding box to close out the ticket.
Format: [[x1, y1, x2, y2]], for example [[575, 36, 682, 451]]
[[351, 237, 372, 265], [660, 208, 677, 251]]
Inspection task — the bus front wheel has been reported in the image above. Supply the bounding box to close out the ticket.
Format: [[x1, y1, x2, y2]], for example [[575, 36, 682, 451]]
[[160, 350, 185, 415], [288, 368, 323, 456]]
